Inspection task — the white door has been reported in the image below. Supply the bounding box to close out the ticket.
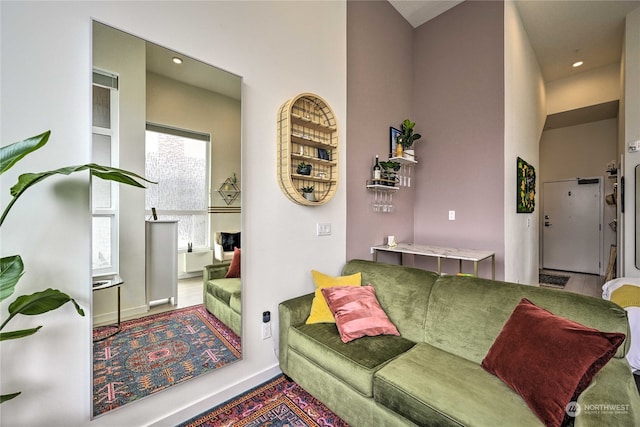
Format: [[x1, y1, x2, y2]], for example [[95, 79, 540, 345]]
[[542, 179, 602, 274]]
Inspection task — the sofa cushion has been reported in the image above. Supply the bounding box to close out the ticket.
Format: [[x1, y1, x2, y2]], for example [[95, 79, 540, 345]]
[[229, 292, 241, 314], [206, 278, 241, 306], [341, 260, 439, 343], [481, 298, 625, 427], [220, 232, 240, 251], [321, 285, 400, 343], [225, 247, 241, 278], [306, 270, 361, 324], [289, 322, 414, 397], [423, 274, 630, 364], [374, 343, 544, 427]]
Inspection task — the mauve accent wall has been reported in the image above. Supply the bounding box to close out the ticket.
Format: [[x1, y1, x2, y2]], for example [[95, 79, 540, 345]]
[[346, 1, 415, 262], [412, 1, 505, 278]]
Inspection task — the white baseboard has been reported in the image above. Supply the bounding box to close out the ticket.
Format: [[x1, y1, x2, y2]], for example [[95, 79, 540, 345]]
[[147, 364, 282, 427], [92, 304, 149, 326]]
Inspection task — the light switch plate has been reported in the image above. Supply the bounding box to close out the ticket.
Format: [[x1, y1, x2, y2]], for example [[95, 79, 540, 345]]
[[317, 223, 331, 236]]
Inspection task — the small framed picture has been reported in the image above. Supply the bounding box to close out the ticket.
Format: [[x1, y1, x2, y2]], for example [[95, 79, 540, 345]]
[[317, 148, 330, 160], [390, 127, 401, 157]]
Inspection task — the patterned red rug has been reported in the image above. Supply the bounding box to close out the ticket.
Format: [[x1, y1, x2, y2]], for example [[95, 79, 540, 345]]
[[178, 375, 349, 427], [93, 305, 241, 416]]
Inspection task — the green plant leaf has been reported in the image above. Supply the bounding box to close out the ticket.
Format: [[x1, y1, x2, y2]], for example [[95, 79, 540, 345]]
[[0, 131, 50, 175], [0, 289, 85, 332], [1, 163, 155, 227], [10, 163, 152, 197], [0, 255, 24, 302], [0, 326, 42, 341], [1, 392, 21, 404], [8, 288, 85, 317]]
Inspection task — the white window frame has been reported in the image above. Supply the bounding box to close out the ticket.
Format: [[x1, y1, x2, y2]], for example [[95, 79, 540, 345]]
[[92, 69, 120, 278], [144, 123, 211, 251]]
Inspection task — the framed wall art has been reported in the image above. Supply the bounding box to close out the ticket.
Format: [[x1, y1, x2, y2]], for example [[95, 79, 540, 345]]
[[390, 127, 401, 157], [516, 156, 535, 213]]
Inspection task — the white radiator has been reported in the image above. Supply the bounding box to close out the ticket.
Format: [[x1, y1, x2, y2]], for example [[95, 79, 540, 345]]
[[181, 250, 213, 273]]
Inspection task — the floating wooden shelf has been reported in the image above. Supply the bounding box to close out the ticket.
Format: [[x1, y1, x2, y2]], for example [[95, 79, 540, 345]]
[[389, 156, 418, 165], [277, 93, 338, 206], [366, 183, 400, 191]]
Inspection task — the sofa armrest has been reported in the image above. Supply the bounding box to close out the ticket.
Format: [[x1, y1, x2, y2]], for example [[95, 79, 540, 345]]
[[575, 358, 640, 427], [278, 293, 314, 374], [203, 262, 230, 281]]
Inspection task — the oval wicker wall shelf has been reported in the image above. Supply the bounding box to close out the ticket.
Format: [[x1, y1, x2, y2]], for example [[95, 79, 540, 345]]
[[277, 93, 338, 206]]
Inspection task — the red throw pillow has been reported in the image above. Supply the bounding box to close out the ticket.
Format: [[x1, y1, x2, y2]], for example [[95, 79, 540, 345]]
[[321, 285, 400, 343], [225, 247, 241, 278], [481, 298, 625, 427]]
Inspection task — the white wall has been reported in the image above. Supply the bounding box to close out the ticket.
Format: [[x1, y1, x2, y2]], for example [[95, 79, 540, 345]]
[[92, 22, 148, 322], [503, 1, 546, 284], [146, 71, 242, 267], [539, 119, 618, 275], [622, 7, 640, 277], [146, 71, 242, 211], [0, 2, 346, 426], [546, 62, 620, 115]]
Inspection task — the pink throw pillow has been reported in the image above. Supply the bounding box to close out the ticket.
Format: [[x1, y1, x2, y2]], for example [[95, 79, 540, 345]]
[[321, 285, 400, 343]]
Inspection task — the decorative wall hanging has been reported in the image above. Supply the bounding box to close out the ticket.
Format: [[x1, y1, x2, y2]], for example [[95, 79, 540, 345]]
[[217, 176, 240, 205], [277, 93, 338, 206], [517, 156, 536, 213]]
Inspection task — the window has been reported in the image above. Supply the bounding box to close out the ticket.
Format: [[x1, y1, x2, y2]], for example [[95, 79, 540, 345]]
[[145, 124, 210, 250], [92, 70, 119, 277]]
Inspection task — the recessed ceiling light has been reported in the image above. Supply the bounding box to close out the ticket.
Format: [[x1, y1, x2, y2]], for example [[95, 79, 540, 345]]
[[572, 60, 583, 68], [172, 57, 183, 65]]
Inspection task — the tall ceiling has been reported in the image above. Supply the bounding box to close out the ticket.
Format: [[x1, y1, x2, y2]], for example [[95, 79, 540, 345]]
[[389, 0, 640, 82], [145, 39, 241, 100]]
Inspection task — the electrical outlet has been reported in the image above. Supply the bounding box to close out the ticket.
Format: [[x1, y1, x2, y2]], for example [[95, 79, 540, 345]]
[[262, 322, 271, 339], [448, 210, 455, 221]]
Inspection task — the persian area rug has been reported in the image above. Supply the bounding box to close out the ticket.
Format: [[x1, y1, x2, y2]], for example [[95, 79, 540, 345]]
[[93, 304, 241, 416], [178, 374, 349, 427], [539, 273, 570, 288]]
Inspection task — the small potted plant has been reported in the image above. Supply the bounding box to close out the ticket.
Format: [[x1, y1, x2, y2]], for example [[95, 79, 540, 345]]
[[301, 185, 315, 201], [297, 161, 312, 176], [380, 161, 400, 186], [396, 119, 422, 159]]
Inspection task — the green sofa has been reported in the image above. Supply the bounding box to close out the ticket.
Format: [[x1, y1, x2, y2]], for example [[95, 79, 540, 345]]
[[278, 259, 640, 426], [203, 262, 241, 336]]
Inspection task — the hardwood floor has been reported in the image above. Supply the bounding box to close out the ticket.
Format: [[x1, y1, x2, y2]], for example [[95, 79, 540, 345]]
[[539, 268, 604, 298], [120, 276, 204, 322]]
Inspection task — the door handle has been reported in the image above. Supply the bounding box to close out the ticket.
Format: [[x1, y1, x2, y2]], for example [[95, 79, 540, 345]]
[[544, 221, 551, 227]]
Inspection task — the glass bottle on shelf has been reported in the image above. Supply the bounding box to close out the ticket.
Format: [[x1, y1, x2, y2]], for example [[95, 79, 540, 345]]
[[373, 155, 381, 185]]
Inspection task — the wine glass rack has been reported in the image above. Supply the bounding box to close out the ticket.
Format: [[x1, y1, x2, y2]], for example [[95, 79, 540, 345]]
[[365, 156, 417, 213]]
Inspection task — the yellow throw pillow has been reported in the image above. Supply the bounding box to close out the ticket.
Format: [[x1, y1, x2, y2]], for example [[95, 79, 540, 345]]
[[306, 270, 362, 324], [610, 284, 640, 309]]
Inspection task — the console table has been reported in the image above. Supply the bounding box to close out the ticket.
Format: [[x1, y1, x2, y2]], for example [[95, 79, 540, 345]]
[[371, 243, 495, 279], [92, 275, 124, 341]]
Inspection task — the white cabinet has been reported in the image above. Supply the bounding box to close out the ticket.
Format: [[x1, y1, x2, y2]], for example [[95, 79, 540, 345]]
[[145, 220, 178, 307]]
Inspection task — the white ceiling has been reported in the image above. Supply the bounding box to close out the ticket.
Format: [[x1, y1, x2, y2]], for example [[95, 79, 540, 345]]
[[146, 1, 640, 121], [389, 0, 640, 82], [146, 40, 241, 100]]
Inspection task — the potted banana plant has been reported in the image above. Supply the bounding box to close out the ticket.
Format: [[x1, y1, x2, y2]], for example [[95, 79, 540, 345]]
[[0, 131, 154, 404]]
